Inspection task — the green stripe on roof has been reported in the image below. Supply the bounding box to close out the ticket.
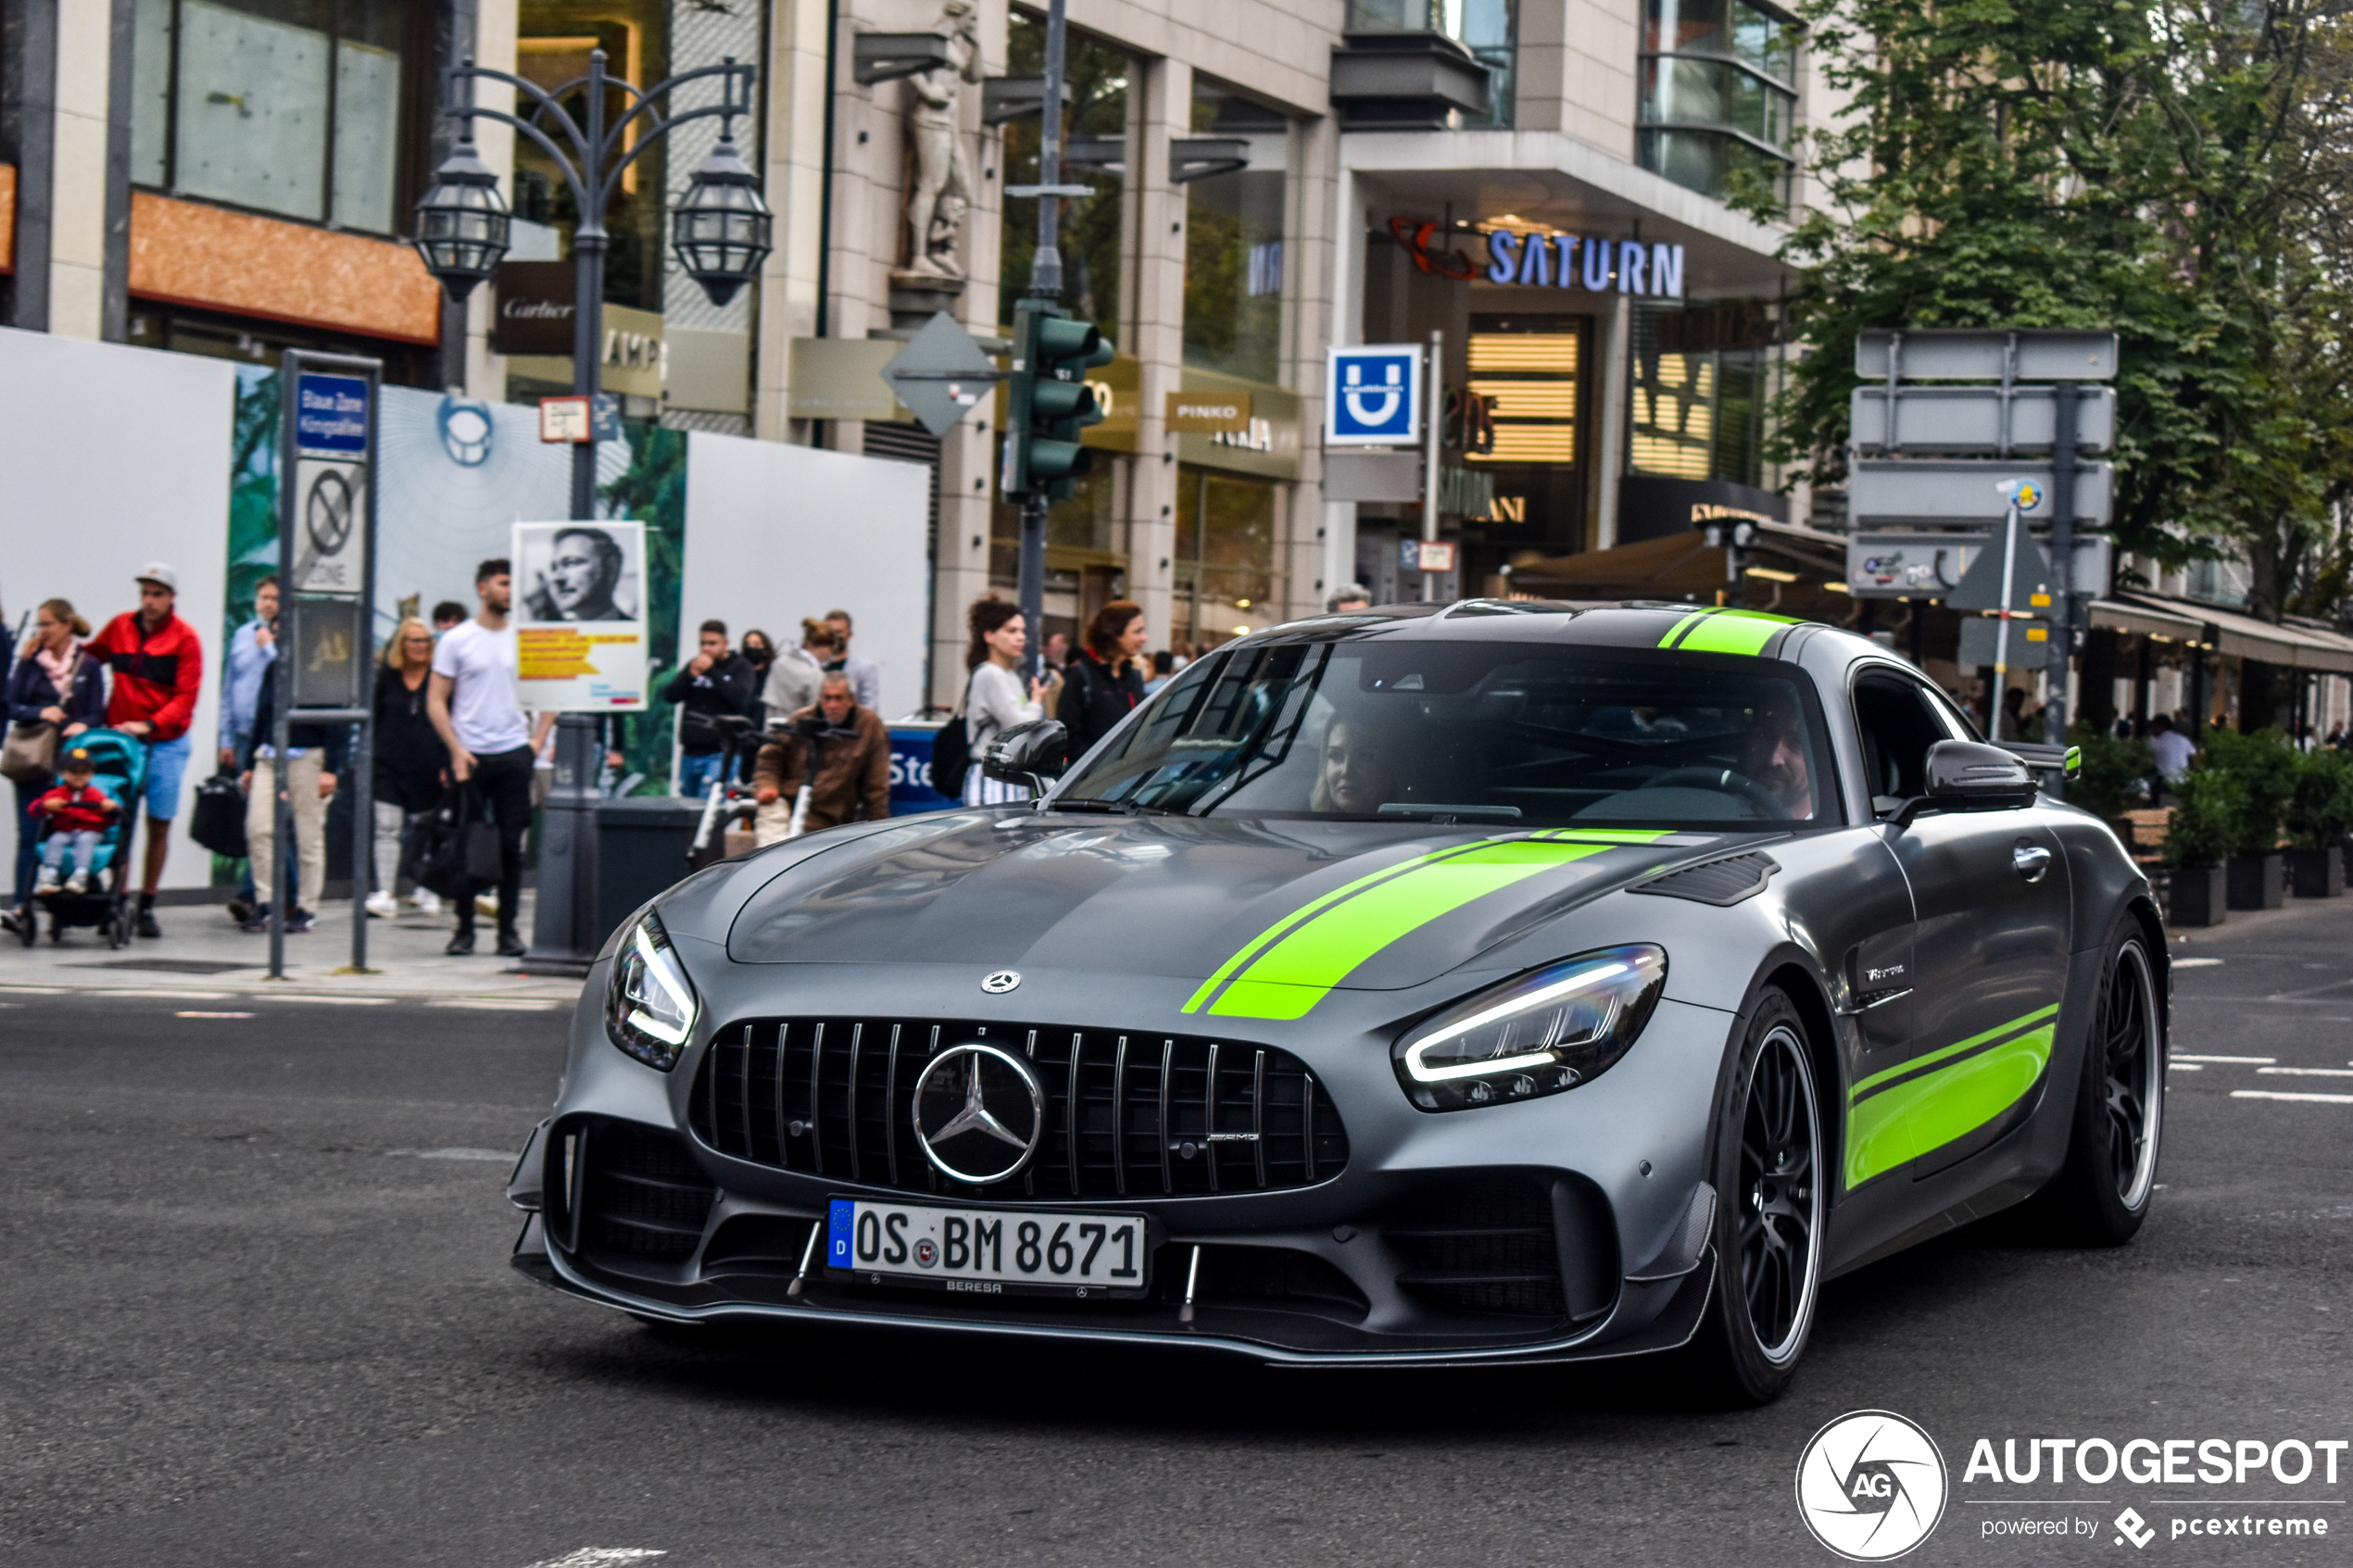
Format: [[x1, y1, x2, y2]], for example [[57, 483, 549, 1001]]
[[1202, 839, 1614, 1021], [1658, 608, 1717, 649], [1677, 608, 1800, 657]]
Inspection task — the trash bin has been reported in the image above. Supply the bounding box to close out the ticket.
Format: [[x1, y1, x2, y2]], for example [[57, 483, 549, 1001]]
[[593, 796, 706, 949]]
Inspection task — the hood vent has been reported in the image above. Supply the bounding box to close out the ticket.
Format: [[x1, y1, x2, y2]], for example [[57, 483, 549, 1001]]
[[1629, 851, 1778, 907]]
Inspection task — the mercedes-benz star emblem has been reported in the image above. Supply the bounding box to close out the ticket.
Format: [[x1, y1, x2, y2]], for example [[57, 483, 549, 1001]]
[[912, 1043, 1045, 1185], [981, 970, 1021, 994]]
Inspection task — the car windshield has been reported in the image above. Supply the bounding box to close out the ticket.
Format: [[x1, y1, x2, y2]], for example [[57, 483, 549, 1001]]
[[1054, 637, 1839, 827]]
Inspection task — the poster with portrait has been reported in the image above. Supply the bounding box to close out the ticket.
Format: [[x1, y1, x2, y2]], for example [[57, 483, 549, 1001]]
[[511, 520, 650, 711]]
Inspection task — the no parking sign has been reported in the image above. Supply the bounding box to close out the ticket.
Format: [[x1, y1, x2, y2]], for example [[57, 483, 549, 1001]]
[[1326, 345, 1423, 445]]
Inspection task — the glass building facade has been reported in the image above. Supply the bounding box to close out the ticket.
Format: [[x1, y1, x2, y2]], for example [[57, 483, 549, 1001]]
[[1636, 0, 1796, 206]]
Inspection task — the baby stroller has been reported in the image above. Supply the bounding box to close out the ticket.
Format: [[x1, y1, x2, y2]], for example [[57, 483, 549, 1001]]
[[19, 727, 145, 949]]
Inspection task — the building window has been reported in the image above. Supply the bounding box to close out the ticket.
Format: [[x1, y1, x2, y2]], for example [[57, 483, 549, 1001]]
[[1174, 465, 1277, 650], [513, 3, 670, 313], [1000, 14, 1127, 345], [1345, 0, 1516, 127], [131, 0, 422, 234], [1183, 81, 1289, 386], [1628, 299, 1773, 486], [1637, 0, 1796, 207]]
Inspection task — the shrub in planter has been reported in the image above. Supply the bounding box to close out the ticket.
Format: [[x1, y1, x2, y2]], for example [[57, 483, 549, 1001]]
[[2202, 727, 2298, 857], [2163, 766, 2243, 926], [2065, 721, 2154, 826], [2285, 747, 2353, 897]]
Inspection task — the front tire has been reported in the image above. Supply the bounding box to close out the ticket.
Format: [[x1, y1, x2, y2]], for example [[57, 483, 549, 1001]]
[[1687, 987, 1825, 1405], [2037, 926, 2163, 1244]]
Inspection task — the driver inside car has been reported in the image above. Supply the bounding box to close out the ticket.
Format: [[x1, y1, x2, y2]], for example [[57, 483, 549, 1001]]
[[1743, 694, 1815, 818], [1312, 721, 1400, 814]]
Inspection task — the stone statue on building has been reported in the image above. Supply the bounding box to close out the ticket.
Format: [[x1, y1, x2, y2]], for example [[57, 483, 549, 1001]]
[[902, 0, 983, 279]]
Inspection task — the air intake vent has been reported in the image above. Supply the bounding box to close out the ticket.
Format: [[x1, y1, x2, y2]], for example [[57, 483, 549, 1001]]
[[1630, 850, 1778, 906], [572, 1118, 716, 1262], [1386, 1174, 1565, 1319]]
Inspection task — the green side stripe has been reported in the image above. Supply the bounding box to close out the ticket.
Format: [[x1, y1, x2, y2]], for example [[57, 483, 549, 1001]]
[[1843, 1011, 2060, 1189], [1202, 840, 1613, 1021], [1678, 608, 1800, 657], [1176, 840, 1494, 1014], [1850, 1003, 2059, 1098]]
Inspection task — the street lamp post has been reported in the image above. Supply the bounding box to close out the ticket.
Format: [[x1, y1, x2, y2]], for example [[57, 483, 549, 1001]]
[[412, 52, 773, 964]]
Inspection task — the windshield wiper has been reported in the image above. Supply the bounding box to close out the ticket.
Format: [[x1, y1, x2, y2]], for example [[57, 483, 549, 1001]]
[[1376, 802, 1524, 822], [1044, 797, 1173, 816]]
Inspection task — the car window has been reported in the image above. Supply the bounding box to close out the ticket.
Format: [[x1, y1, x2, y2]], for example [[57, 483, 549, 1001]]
[[1852, 673, 1955, 817], [1056, 639, 1843, 828]]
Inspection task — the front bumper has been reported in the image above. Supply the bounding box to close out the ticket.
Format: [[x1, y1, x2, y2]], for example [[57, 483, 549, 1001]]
[[510, 959, 1735, 1366]]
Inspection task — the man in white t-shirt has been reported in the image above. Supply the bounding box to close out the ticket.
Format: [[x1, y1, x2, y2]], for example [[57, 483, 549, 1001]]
[[2149, 713, 2196, 794], [428, 558, 547, 956]]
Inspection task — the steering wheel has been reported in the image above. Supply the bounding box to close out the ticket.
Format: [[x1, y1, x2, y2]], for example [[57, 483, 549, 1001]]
[[1640, 766, 1790, 820]]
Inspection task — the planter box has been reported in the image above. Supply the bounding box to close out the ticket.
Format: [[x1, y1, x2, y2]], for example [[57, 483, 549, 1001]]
[[2170, 865, 2228, 927], [2226, 852, 2284, 910], [2291, 847, 2346, 898]]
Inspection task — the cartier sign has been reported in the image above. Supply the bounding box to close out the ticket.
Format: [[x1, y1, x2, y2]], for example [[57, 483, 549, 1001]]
[[493, 262, 579, 356]]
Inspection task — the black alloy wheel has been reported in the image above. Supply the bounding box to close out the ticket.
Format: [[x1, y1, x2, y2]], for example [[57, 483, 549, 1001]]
[[1689, 986, 1824, 1404], [1739, 1021, 1821, 1360], [2038, 925, 2164, 1244]]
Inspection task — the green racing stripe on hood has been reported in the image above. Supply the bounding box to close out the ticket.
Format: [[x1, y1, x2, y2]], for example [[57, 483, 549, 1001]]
[[1843, 1005, 2060, 1188], [1185, 830, 1673, 1022]]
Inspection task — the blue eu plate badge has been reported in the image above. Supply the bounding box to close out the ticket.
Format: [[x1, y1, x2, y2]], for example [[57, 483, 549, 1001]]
[[1327, 345, 1423, 445]]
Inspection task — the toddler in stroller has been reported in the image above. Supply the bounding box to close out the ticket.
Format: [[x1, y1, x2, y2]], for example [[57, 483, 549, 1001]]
[[32, 747, 120, 895], [19, 729, 145, 948]]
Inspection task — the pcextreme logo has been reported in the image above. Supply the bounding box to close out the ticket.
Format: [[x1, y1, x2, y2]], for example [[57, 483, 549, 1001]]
[[1796, 1410, 1951, 1561]]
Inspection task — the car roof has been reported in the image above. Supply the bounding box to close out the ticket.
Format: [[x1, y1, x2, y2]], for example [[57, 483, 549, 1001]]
[[1249, 598, 1891, 667]]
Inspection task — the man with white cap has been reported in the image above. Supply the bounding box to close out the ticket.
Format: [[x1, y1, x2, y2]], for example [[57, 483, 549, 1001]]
[[87, 563, 205, 937]]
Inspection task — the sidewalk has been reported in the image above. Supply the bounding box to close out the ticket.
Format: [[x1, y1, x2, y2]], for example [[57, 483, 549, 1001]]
[[0, 891, 586, 1004]]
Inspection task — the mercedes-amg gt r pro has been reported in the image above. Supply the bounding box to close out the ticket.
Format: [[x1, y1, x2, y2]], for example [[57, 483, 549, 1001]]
[[506, 601, 2168, 1401]]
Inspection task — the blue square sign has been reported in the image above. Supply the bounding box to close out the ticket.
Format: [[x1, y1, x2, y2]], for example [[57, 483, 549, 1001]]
[[295, 373, 371, 455], [1327, 345, 1422, 445]]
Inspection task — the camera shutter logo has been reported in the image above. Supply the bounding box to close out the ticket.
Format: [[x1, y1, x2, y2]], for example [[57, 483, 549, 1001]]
[[1793, 1410, 1948, 1561]]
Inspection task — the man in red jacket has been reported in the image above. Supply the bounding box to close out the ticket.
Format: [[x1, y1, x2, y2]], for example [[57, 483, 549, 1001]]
[[87, 563, 203, 937]]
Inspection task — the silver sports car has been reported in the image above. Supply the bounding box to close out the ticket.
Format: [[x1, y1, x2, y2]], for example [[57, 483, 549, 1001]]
[[506, 601, 2166, 1402]]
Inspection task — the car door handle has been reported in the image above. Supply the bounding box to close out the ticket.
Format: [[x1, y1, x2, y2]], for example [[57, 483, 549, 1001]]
[[2013, 842, 2053, 882]]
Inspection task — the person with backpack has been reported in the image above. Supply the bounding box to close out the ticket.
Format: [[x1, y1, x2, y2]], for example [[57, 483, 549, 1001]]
[[1057, 600, 1148, 764]]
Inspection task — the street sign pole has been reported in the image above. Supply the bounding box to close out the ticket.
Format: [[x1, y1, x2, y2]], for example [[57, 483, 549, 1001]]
[[1993, 499, 2020, 731], [1018, 0, 1069, 683], [2045, 383, 2080, 748], [1421, 329, 1442, 600]]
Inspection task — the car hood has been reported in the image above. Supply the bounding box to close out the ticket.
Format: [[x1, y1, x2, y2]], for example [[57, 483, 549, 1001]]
[[722, 810, 1729, 1021]]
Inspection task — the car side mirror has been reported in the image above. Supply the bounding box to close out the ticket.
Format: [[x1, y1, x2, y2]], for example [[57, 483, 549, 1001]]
[[982, 719, 1068, 796], [1894, 740, 2040, 827]]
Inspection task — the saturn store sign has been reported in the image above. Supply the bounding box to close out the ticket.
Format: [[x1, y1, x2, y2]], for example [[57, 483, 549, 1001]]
[[1484, 232, 1686, 298]]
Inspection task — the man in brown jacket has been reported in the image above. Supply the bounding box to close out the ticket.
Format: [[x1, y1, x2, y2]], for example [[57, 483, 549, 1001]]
[[751, 672, 892, 844]]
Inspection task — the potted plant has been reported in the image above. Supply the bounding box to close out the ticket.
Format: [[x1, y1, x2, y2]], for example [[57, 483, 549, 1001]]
[[2065, 721, 2155, 838], [2204, 728, 2295, 909], [2161, 766, 2243, 926], [2284, 746, 2353, 897]]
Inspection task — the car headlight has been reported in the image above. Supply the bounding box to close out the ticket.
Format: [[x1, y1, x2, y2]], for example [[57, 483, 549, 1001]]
[[606, 909, 698, 1071], [1392, 945, 1667, 1111]]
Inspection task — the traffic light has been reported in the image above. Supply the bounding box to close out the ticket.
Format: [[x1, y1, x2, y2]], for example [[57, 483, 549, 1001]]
[[1002, 298, 1115, 500]]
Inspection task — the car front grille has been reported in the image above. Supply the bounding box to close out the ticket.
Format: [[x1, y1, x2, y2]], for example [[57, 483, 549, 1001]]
[[688, 1017, 1350, 1200]]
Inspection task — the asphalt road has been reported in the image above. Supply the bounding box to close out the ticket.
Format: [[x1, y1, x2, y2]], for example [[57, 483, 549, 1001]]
[[3, 907, 2349, 1568]]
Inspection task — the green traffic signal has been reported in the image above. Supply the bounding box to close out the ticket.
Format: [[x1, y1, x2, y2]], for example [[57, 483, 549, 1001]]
[[1002, 299, 1115, 500]]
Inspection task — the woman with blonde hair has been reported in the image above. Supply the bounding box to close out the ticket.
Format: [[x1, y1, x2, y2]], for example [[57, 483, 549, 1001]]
[[5, 598, 106, 932], [365, 617, 446, 918]]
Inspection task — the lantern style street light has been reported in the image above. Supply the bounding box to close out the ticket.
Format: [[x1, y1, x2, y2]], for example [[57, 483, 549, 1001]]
[[413, 50, 770, 518], [412, 53, 771, 968]]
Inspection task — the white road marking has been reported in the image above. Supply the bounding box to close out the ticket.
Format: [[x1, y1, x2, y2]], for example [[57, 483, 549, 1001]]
[[2233, 1089, 2353, 1104], [176, 1010, 255, 1019], [0, 985, 66, 994], [2173, 957, 2225, 968], [520, 1551, 667, 1568], [2171, 1062, 2203, 1071], [2259, 1066, 2353, 1077], [256, 993, 395, 1005], [391, 1148, 515, 1161], [2175, 1054, 2275, 1064], [90, 988, 234, 999], [426, 997, 563, 1010]]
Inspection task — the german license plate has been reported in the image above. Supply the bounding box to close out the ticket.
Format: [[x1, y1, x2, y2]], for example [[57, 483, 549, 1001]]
[[825, 1198, 1149, 1298]]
